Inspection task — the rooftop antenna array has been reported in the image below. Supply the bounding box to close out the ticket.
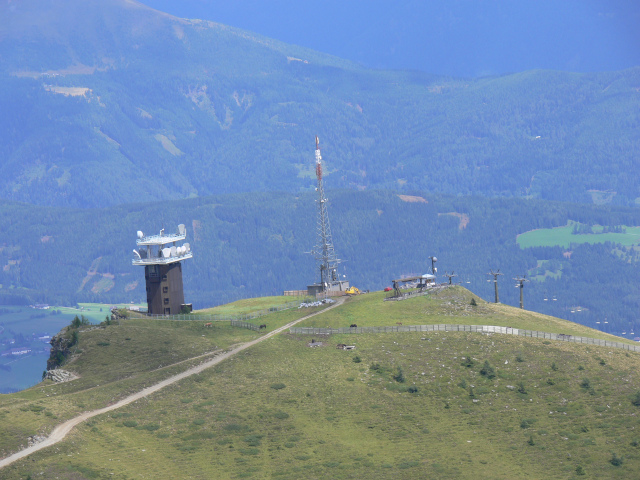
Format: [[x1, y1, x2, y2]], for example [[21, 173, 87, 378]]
[[132, 224, 193, 315], [487, 269, 503, 303], [514, 275, 529, 309], [309, 136, 345, 292], [429, 256, 438, 277]]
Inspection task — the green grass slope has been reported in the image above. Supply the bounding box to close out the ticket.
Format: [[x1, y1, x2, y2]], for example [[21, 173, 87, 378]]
[[2, 288, 640, 479]]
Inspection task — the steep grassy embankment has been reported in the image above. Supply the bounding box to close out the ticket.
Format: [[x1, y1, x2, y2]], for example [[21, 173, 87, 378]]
[[2, 288, 640, 479]]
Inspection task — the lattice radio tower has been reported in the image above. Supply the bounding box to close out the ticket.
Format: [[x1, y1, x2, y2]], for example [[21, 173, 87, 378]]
[[310, 136, 344, 290]]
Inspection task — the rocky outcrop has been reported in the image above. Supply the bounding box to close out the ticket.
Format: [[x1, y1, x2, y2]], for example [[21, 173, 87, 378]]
[[46, 330, 74, 370], [44, 369, 77, 383]]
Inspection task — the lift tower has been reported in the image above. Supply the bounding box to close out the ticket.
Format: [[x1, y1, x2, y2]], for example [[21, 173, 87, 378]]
[[514, 275, 529, 309], [487, 269, 503, 303], [307, 136, 349, 297], [132, 224, 193, 315]]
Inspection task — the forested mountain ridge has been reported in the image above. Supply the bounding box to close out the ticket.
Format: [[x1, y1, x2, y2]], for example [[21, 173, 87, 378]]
[[1, 0, 639, 207], [0, 190, 639, 337]]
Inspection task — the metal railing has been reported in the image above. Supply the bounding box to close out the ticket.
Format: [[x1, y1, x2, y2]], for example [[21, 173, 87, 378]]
[[133, 297, 313, 327], [289, 323, 640, 352]]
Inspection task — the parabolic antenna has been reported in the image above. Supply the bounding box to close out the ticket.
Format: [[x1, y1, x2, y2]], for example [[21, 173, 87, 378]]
[[137, 231, 144, 239], [178, 224, 186, 236], [170, 246, 177, 257], [184, 243, 190, 252], [162, 248, 171, 258]]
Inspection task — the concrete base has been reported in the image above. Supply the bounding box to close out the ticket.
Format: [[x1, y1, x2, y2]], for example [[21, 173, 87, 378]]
[[307, 281, 350, 297]]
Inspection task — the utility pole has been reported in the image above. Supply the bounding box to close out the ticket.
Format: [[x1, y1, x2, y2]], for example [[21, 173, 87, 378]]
[[487, 269, 503, 303], [514, 275, 529, 309], [444, 271, 457, 285]]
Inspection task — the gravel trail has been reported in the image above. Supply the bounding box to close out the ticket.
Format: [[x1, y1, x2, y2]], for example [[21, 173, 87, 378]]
[[0, 299, 343, 469]]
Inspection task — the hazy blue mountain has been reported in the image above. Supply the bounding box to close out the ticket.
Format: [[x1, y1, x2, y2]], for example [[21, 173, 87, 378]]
[[1, 0, 639, 208], [140, 0, 640, 77]]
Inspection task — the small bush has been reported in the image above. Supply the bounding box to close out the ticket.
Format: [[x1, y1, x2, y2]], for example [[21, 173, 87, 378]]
[[578, 365, 585, 371], [346, 377, 355, 382], [470, 298, 477, 306], [370, 363, 381, 371], [610, 453, 623, 466], [458, 379, 467, 389], [551, 362, 558, 371], [575, 466, 586, 476], [123, 420, 138, 428], [546, 378, 555, 385], [468, 387, 476, 398], [599, 358, 606, 366], [480, 361, 495, 379], [461, 357, 475, 368], [527, 435, 535, 445], [630, 391, 640, 406], [407, 386, 418, 393], [192, 419, 205, 426], [630, 439, 639, 447], [580, 378, 591, 389], [517, 382, 527, 394], [515, 354, 524, 363], [393, 366, 405, 383], [352, 355, 362, 363], [96, 341, 110, 347], [243, 435, 263, 447], [270, 383, 286, 390], [274, 411, 289, 419], [520, 419, 535, 429]]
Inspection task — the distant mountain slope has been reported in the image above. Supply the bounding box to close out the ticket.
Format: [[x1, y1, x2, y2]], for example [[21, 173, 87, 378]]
[[0, 190, 639, 336], [1, 0, 639, 207]]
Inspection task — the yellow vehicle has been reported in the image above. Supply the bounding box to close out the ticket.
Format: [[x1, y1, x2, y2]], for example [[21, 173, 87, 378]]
[[345, 286, 361, 295]]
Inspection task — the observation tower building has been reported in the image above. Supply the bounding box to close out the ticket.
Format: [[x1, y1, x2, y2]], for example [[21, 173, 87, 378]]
[[132, 224, 193, 315]]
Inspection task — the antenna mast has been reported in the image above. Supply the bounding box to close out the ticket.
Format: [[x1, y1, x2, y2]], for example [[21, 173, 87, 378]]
[[514, 275, 529, 309], [311, 136, 343, 290], [487, 269, 503, 303]]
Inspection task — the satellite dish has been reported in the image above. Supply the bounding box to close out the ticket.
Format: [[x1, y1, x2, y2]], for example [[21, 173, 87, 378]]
[[137, 231, 144, 239], [178, 224, 186, 236], [433, 267, 437, 273], [170, 246, 177, 257], [162, 248, 171, 258], [184, 243, 190, 252], [133, 249, 141, 259]]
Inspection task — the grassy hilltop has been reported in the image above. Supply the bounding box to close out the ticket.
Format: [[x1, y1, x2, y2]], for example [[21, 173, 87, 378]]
[[2, 288, 640, 479]]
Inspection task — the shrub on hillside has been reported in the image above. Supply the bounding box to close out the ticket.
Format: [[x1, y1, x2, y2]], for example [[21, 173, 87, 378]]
[[479, 361, 495, 379]]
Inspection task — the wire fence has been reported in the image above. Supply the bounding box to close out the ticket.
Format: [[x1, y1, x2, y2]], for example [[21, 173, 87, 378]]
[[130, 297, 313, 330], [289, 324, 640, 352]]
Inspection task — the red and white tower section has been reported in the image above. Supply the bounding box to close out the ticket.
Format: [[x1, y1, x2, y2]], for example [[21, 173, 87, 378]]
[[307, 136, 349, 297]]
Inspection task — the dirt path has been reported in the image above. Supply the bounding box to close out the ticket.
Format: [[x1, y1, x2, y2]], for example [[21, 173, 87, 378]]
[[0, 299, 344, 469]]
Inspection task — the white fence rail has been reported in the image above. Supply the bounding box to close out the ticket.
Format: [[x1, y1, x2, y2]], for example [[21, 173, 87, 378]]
[[289, 324, 640, 352]]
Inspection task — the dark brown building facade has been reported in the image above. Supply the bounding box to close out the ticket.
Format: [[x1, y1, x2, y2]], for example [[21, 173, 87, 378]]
[[145, 263, 185, 315]]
